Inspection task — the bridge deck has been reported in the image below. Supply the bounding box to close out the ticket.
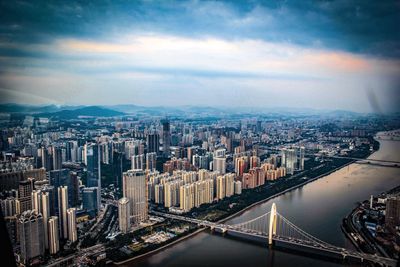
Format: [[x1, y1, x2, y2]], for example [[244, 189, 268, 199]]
[[152, 211, 397, 267]]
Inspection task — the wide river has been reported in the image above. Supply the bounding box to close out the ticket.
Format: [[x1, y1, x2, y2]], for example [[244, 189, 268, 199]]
[[126, 132, 400, 267]]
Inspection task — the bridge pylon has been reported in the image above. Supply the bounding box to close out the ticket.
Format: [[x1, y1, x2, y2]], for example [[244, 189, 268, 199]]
[[268, 203, 277, 245]]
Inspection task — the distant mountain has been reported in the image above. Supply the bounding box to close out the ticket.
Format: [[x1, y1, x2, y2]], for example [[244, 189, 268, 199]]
[[0, 103, 369, 118], [0, 103, 83, 114], [37, 106, 124, 119]]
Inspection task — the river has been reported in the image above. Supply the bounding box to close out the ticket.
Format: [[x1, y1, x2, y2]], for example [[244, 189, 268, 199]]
[[124, 132, 400, 267]]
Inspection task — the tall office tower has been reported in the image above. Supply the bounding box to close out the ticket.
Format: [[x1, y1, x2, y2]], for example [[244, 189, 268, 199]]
[[385, 196, 400, 233], [256, 120, 262, 133], [82, 187, 99, 216], [85, 143, 101, 208], [0, 197, 19, 216], [225, 173, 235, 197], [162, 119, 171, 157], [18, 180, 33, 213], [213, 157, 226, 175], [19, 210, 45, 264], [66, 208, 77, 242], [249, 156, 260, 169], [41, 192, 50, 249], [118, 197, 130, 233], [146, 152, 157, 171], [131, 154, 144, 170], [31, 190, 42, 213], [180, 184, 195, 212], [48, 216, 60, 254], [69, 141, 79, 162], [58, 186, 69, 239], [234, 181, 242, 195], [41, 146, 52, 171], [49, 169, 69, 188], [282, 148, 297, 175], [147, 133, 160, 154], [42, 185, 56, 216], [112, 151, 124, 189], [99, 142, 110, 164], [122, 170, 148, 224], [50, 169, 79, 208], [298, 146, 305, 170], [52, 146, 63, 170], [69, 172, 79, 207], [65, 141, 72, 162], [216, 175, 226, 200]]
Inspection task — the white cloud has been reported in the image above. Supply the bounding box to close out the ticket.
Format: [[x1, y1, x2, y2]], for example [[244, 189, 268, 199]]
[[1, 33, 399, 112]]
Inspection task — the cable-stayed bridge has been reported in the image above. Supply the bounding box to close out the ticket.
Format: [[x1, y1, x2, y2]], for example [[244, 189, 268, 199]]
[[152, 204, 397, 267]]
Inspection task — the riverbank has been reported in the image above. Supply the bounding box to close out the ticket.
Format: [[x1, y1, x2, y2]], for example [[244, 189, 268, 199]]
[[341, 185, 400, 260], [113, 227, 207, 265], [113, 160, 364, 265], [112, 140, 379, 265], [219, 160, 356, 224]]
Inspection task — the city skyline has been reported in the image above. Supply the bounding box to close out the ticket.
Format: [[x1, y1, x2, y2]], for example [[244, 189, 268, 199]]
[[0, 0, 399, 113]]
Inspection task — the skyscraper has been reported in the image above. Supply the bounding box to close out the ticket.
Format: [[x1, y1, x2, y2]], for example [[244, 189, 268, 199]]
[[49, 169, 78, 207], [298, 146, 305, 171], [147, 133, 160, 155], [85, 143, 101, 209], [216, 175, 226, 200], [18, 180, 33, 213], [31, 190, 42, 213], [0, 197, 19, 216], [19, 210, 45, 264], [118, 197, 130, 233], [41, 192, 50, 249], [52, 146, 63, 170], [213, 157, 226, 175], [281, 148, 297, 175], [82, 187, 98, 216], [162, 119, 171, 157], [48, 216, 60, 254], [180, 184, 195, 212], [58, 186, 69, 239], [131, 154, 144, 170], [146, 152, 157, 171], [122, 170, 148, 224], [67, 208, 77, 242]]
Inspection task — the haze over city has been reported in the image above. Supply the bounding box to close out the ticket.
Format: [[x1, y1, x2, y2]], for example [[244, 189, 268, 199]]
[[0, 0, 399, 113]]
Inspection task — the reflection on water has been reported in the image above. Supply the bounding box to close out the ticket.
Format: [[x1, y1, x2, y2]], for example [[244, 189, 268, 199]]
[[126, 137, 400, 267]]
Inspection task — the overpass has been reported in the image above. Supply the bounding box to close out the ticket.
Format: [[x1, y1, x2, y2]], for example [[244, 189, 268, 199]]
[[152, 204, 397, 267]]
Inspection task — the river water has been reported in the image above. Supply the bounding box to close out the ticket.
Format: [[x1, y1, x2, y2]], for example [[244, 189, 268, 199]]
[[126, 133, 400, 267]]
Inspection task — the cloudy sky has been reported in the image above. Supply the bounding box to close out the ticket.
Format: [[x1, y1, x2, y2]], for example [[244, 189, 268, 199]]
[[0, 0, 399, 113]]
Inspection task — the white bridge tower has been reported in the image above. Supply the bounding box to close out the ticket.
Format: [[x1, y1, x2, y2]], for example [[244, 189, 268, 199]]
[[268, 203, 277, 245]]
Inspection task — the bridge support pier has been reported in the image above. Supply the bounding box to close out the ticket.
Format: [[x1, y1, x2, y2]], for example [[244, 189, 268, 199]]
[[268, 203, 277, 246]]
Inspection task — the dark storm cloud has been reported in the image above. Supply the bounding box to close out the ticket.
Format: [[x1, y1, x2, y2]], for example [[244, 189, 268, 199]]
[[0, 0, 399, 58]]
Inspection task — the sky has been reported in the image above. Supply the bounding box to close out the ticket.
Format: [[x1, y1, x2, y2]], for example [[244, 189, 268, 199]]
[[0, 0, 399, 113]]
